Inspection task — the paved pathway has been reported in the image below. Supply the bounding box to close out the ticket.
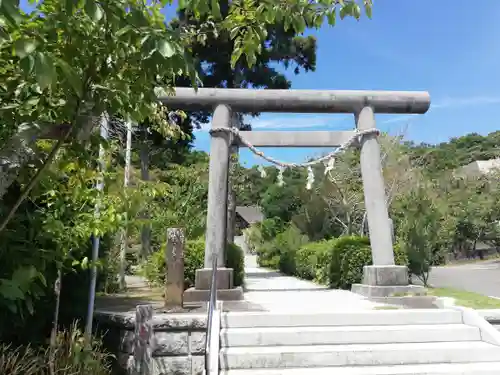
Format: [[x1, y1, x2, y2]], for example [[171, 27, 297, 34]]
[[427, 259, 500, 298], [242, 254, 384, 312]]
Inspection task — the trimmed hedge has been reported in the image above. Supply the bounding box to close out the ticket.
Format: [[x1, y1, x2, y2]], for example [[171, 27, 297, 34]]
[[257, 233, 409, 289], [295, 240, 332, 283], [255, 225, 308, 274], [142, 238, 245, 288], [226, 242, 245, 287]]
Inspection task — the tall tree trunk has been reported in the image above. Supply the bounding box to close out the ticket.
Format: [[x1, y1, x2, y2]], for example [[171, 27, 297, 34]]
[[140, 128, 151, 259], [119, 120, 132, 290]]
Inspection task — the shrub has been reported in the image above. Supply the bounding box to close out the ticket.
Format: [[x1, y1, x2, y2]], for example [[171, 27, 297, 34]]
[[0, 323, 113, 375], [141, 238, 244, 288], [226, 243, 245, 287], [329, 236, 371, 289], [183, 239, 205, 288], [329, 236, 408, 289], [243, 225, 263, 255], [259, 217, 286, 242], [0, 231, 115, 345], [295, 240, 333, 282], [256, 241, 280, 269], [255, 225, 309, 274], [339, 245, 373, 288], [276, 226, 309, 275]]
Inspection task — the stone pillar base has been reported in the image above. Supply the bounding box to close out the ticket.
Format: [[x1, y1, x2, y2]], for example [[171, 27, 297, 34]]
[[194, 267, 234, 289], [182, 267, 244, 307], [183, 287, 244, 307], [351, 265, 426, 298]]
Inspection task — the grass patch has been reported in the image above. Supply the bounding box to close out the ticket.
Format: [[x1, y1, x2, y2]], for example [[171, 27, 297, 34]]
[[428, 287, 500, 309]]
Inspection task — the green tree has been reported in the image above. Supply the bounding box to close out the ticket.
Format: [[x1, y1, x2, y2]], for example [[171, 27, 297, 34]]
[[396, 184, 444, 286]]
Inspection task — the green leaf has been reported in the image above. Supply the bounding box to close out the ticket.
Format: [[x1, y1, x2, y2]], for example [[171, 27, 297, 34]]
[[81, 256, 89, 269], [0, 280, 24, 300], [284, 17, 291, 32], [37, 272, 46, 287], [65, 0, 74, 14], [313, 14, 323, 28], [353, 4, 361, 19], [56, 58, 83, 97], [116, 25, 133, 37], [34, 52, 57, 90], [14, 39, 38, 59], [197, 0, 209, 15], [84, 0, 103, 22], [211, 0, 221, 19], [339, 4, 350, 20], [0, 27, 9, 41], [157, 39, 175, 58], [230, 46, 243, 69], [364, 0, 372, 18], [12, 266, 37, 287], [25, 295, 34, 315], [264, 7, 275, 23], [292, 17, 306, 33], [19, 54, 35, 74], [2, 0, 23, 26], [229, 27, 240, 40], [327, 8, 336, 26]]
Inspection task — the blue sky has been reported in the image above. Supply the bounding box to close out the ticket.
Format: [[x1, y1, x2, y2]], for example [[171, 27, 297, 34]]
[[191, 1, 500, 166], [20, 1, 500, 167]]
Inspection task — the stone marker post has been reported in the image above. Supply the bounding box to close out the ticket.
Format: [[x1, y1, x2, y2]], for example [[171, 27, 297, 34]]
[[165, 228, 185, 307], [132, 304, 154, 375], [183, 104, 243, 305], [352, 106, 423, 297]]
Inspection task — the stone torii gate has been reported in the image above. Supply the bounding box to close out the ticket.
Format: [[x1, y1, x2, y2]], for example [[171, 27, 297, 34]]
[[160, 88, 431, 304]]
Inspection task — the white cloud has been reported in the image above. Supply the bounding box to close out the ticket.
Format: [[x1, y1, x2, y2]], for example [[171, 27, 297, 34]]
[[194, 115, 349, 132], [432, 96, 500, 109], [192, 95, 500, 132], [249, 115, 345, 130]]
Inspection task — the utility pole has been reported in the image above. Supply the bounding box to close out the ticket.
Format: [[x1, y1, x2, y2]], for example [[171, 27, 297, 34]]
[[85, 113, 108, 340]]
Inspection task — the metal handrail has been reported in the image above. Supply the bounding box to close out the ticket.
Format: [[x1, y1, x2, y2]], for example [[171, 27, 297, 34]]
[[205, 254, 218, 374]]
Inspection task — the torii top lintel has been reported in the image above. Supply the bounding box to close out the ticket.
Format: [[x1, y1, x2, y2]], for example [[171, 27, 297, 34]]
[[159, 88, 431, 114]]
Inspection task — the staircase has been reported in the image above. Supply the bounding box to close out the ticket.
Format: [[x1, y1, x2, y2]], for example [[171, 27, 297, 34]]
[[219, 309, 500, 375]]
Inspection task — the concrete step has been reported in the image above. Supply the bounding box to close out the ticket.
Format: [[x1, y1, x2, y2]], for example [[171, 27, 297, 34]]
[[221, 362, 500, 375], [220, 324, 480, 347], [221, 309, 462, 328], [219, 341, 500, 370]]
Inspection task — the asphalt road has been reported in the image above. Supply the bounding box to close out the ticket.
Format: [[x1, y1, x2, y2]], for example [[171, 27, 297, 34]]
[[426, 259, 500, 298]]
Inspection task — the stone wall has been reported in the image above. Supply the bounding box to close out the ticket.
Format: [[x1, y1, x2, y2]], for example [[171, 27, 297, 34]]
[[95, 311, 207, 375]]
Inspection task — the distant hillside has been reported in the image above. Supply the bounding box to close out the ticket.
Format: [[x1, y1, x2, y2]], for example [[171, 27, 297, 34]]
[[405, 131, 500, 174]]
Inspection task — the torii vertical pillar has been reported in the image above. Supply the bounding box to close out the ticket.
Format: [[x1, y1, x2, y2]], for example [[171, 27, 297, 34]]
[[183, 104, 243, 306], [351, 106, 424, 297]]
